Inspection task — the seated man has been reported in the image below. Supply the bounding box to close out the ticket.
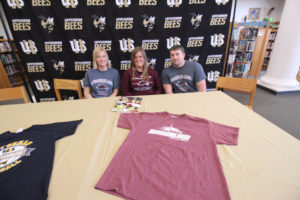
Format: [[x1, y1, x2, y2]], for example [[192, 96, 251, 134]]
[[162, 45, 206, 94]]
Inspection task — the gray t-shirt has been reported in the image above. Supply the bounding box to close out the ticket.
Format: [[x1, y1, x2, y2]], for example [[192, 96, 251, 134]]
[[84, 68, 120, 98], [162, 61, 206, 93]]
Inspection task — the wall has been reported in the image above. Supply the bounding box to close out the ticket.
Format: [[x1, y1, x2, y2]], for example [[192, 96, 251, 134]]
[[233, 0, 285, 22]]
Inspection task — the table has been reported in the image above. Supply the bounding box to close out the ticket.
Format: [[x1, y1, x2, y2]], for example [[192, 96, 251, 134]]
[[0, 91, 299, 200]]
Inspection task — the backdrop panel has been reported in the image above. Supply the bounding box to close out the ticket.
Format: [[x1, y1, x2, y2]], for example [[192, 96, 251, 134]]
[[2, 0, 232, 101]]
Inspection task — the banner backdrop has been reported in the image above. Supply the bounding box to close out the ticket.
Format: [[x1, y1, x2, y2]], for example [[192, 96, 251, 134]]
[[2, 0, 232, 102]]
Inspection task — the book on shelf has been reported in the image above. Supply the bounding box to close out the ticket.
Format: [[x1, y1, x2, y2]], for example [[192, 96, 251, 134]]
[[232, 28, 239, 40], [239, 28, 258, 40], [235, 52, 252, 62], [246, 41, 255, 51], [269, 32, 277, 40], [267, 42, 273, 49], [228, 54, 236, 64], [112, 96, 143, 112], [233, 62, 251, 78], [238, 40, 247, 51], [0, 42, 12, 52]]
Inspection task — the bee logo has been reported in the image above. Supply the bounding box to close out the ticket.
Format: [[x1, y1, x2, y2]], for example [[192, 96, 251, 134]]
[[190, 13, 202, 29], [91, 15, 106, 32], [52, 60, 65, 74], [142, 14, 155, 32], [39, 16, 54, 33]]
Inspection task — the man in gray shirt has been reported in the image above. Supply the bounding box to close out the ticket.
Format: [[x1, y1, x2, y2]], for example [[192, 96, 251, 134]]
[[162, 45, 206, 93]]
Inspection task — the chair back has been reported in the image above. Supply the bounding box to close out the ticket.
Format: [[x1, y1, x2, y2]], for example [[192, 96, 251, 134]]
[[53, 79, 83, 101], [216, 77, 257, 109], [0, 86, 29, 103]]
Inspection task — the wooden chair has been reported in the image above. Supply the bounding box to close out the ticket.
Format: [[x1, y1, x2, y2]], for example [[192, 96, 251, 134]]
[[216, 77, 257, 110], [0, 86, 29, 103], [53, 79, 83, 101]]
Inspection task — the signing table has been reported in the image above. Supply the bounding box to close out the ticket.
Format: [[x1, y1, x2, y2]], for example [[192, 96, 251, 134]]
[[0, 91, 299, 200]]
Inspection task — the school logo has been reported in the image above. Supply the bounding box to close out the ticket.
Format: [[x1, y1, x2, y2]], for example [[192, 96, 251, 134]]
[[166, 37, 181, 49], [164, 58, 171, 68], [64, 18, 83, 30], [0, 140, 35, 173], [187, 54, 199, 62], [148, 58, 156, 69], [206, 55, 222, 65], [142, 39, 159, 50], [52, 60, 65, 74], [167, 0, 182, 7], [69, 39, 87, 53], [187, 37, 204, 47], [190, 13, 202, 29], [215, 0, 229, 5], [115, 18, 133, 30], [115, 0, 131, 7], [61, 0, 78, 8], [142, 14, 155, 32], [27, 62, 45, 73], [148, 125, 191, 142], [87, 0, 105, 5], [39, 16, 54, 33], [210, 14, 228, 26], [139, 0, 157, 5], [12, 19, 31, 31], [74, 61, 91, 71], [44, 41, 62, 52], [207, 71, 220, 82], [20, 40, 38, 54], [94, 40, 112, 51], [119, 38, 135, 53], [91, 15, 106, 32], [189, 0, 206, 4], [164, 17, 182, 29], [120, 60, 131, 70], [211, 33, 225, 47], [7, 0, 24, 9], [34, 80, 51, 92], [32, 0, 51, 6]]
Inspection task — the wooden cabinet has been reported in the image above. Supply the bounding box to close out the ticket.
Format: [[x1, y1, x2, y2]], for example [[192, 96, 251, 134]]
[[0, 39, 27, 89], [225, 23, 272, 79]]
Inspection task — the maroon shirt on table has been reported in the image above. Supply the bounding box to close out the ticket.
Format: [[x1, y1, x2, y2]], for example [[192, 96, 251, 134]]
[[95, 112, 239, 200], [121, 68, 162, 96]]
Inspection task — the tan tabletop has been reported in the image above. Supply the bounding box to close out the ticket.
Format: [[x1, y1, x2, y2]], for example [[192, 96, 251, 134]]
[[0, 91, 299, 200]]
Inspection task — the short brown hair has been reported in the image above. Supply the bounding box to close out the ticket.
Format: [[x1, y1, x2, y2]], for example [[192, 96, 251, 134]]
[[170, 45, 185, 53]]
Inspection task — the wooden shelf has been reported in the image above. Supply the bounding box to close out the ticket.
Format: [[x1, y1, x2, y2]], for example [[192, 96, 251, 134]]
[[0, 39, 27, 88], [3, 61, 21, 66]]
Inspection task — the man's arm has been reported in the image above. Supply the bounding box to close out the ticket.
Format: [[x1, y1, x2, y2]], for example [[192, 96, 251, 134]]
[[163, 84, 173, 94], [196, 80, 206, 92]]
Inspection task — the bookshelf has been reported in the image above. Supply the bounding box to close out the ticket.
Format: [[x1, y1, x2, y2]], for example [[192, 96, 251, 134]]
[[0, 39, 27, 89], [226, 26, 258, 78], [225, 23, 272, 79], [262, 29, 278, 70]]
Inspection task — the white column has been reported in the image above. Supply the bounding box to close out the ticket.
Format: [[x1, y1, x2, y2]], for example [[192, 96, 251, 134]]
[[258, 0, 300, 92]]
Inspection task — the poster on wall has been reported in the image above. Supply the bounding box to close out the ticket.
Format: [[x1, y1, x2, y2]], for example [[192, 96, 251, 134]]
[[2, 0, 232, 102]]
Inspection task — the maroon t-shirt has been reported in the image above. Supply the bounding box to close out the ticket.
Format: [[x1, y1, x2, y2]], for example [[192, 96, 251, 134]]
[[95, 112, 239, 200], [121, 68, 162, 96]]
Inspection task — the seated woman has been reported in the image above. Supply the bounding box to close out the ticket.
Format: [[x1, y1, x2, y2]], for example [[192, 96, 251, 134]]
[[84, 47, 119, 98], [121, 47, 162, 96]]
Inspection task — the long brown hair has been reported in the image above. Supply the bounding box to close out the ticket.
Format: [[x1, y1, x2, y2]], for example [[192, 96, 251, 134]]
[[130, 47, 149, 81]]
